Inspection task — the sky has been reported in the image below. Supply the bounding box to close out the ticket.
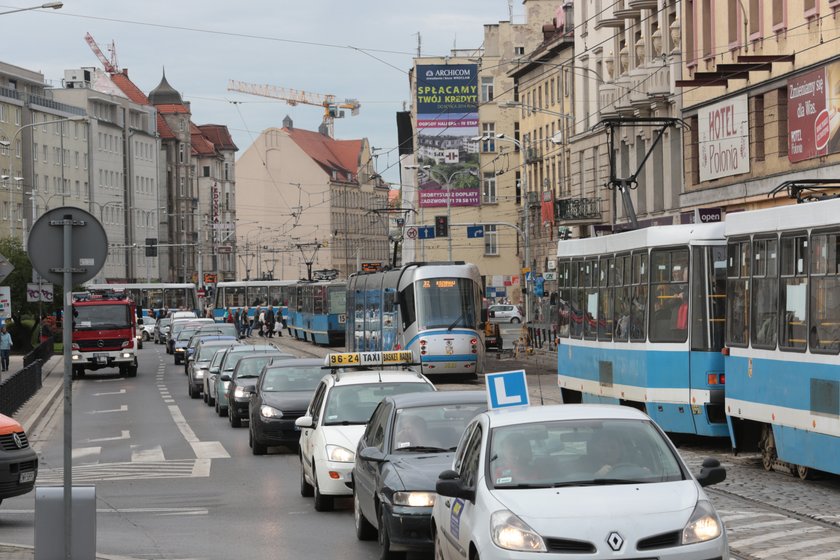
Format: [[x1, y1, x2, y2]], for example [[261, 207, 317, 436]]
[[1, 0, 519, 183]]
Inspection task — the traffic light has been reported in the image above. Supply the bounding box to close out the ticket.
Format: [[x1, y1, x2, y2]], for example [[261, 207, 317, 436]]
[[435, 215, 448, 237], [145, 238, 157, 257]]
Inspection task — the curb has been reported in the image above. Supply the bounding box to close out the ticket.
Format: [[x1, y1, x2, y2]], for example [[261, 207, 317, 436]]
[[20, 357, 64, 433], [0, 542, 142, 560]]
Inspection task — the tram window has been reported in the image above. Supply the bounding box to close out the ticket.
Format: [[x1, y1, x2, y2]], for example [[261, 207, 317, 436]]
[[691, 246, 726, 351], [557, 261, 571, 338], [613, 254, 630, 342], [726, 240, 750, 347], [809, 231, 840, 354], [598, 257, 613, 341], [650, 248, 689, 343], [751, 238, 779, 349], [570, 261, 584, 338], [584, 259, 598, 340], [400, 284, 416, 330], [629, 252, 647, 342], [779, 234, 808, 351]]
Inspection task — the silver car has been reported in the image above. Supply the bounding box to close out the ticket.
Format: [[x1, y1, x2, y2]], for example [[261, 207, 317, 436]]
[[432, 404, 728, 559], [188, 339, 238, 399], [488, 304, 524, 323]]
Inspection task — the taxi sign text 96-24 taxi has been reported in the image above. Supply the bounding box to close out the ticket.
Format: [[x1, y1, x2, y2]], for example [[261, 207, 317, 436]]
[[328, 351, 414, 367]]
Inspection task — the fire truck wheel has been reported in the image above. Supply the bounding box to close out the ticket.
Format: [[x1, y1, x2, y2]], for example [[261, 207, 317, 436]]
[[72, 367, 85, 380], [127, 363, 138, 377]]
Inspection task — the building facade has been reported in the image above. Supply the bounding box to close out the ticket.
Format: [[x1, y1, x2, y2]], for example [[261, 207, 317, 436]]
[[235, 118, 389, 280]]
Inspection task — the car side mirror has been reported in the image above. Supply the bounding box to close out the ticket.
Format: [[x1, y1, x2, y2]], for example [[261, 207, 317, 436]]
[[295, 416, 313, 429], [359, 447, 387, 463], [435, 470, 474, 501], [696, 457, 726, 487], [220, 374, 231, 382]]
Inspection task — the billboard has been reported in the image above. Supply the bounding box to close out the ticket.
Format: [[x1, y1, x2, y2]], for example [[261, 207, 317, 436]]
[[698, 94, 750, 181], [788, 62, 840, 162], [415, 64, 480, 208]]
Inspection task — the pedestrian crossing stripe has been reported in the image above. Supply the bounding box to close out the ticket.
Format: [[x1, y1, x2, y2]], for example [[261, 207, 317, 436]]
[[36, 459, 210, 483]]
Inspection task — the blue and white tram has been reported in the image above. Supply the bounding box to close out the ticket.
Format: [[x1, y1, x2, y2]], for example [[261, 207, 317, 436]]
[[556, 223, 729, 437], [286, 281, 346, 346], [346, 262, 484, 377], [85, 282, 200, 318], [724, 198, 840, 478], [211, 280, 296, 323]]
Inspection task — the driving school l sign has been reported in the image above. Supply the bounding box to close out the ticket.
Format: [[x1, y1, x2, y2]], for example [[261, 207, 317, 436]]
[[485, 370, 530, 410]]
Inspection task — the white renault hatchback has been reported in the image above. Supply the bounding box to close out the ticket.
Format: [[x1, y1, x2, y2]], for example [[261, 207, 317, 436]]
[[431, 404, 728, 560], [296, 352, 436, 512]]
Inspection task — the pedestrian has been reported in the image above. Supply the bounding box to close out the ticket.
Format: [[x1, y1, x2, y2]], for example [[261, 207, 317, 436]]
[[226, 307, 235, 324], [233, 308, 242, 338], [257, 307, 266, 337], [0, 325, 12, 372], [242, 306, 250, 337], [266, 307, 275, 338]]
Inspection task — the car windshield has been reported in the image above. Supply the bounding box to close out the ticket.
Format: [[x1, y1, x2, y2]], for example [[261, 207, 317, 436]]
[[73, 304, 132, 330], [177, 328, 199, 341], [198, 343, 231, 361], [392, 403, 486, 452], [198, 324, 237, 338], [488, 419, 685, 489], [260, 365, 324, 392], [233, 355, 281, 379], [210, 350, 227, 370], [224, 350, 279, 372], [323, 382, 433, 425], [158, 318, 171, 327]]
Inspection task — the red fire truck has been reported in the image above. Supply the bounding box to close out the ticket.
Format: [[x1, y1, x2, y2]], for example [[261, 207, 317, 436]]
[[71, 291, 139, 378]]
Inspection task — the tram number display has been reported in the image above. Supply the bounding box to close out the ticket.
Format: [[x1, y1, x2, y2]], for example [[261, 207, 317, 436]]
[[327, 351, 414, 367], [422, 279, 458, 289]]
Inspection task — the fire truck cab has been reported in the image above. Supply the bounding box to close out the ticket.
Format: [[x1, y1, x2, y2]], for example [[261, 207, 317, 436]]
[[71, 291, 139, 379]]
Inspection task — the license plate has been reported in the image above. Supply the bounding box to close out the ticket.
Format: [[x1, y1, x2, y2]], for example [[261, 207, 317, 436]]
[[94, 353, 108, 358], [19, 471, 35, 483]]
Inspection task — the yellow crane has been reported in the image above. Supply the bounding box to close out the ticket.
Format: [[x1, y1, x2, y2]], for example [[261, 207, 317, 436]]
[[227, 79, 360, 137]]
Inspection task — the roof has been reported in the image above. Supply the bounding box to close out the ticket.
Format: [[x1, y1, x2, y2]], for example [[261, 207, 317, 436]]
[[199, 124, 238, 152], [284, 127, 362, 180], [110, 71, 149, 104], [191, 122, 217, 156], [228, 344, 284, 353], [485, 403, 650, 428], [725, 197, 840, 237], [556, 222, 726, 258], [386, 390, 486, 408], [148, 71, 184, 105]]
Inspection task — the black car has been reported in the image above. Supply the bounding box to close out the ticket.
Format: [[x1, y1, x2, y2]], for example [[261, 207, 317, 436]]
[[224, 353, 294, 427], [247, 359, 325, 455], [352, 391, 487, 558]]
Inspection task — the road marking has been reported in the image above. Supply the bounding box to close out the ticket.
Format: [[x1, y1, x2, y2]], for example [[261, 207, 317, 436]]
[[93, 389, 126, 396], [37, 460, 203, 483], [94, 378, 123, 383], [86, 405, 127, 414], [131, 444, 165, 462], [728, 519, 802, 531], [721, 512, 786, 522], [86, 430, 130, 443], [729, 526, 824, 548], [191, 458, 211, 477], [167, 405, 230, 459], [752, 536, 840, 559], [72, 446, 100, 464], [807, 549, 840, 560]]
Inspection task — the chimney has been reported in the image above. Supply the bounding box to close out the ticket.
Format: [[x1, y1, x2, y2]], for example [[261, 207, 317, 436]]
[[542, 23, 556, 41], [282, 115, 293, 129], [318, 122, 330, 137]]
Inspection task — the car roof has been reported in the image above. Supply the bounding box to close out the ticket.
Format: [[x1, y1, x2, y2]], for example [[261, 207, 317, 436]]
[[228, 344, 281, 353], [263, 358, 324, 370], [385, 390, 485, 408], [195, 335, 236, 343], [483, 403, 650, 428], [326, 369, 432, 387]]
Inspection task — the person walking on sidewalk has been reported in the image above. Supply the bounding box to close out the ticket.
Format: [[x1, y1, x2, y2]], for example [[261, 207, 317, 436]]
[[0, 325, 12, 372]]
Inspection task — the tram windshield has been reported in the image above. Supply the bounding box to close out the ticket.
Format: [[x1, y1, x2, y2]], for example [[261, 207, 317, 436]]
[[414, 277, 479, 329]]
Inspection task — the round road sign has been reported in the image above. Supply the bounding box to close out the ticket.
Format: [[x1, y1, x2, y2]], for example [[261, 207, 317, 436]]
[[28, 206, 108, 286], [405, 227, 418, 239]]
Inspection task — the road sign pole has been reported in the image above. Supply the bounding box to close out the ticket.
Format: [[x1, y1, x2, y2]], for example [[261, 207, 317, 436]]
[[61, 214, 73, 560]]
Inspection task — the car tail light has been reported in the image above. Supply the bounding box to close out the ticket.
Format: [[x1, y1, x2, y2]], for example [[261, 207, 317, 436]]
[[719, 374, 725, 385]]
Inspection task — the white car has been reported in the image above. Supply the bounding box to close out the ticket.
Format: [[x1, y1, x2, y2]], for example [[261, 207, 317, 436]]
[[431, 404, 729, 560], [488, 304, 524, 323], [296, 352, 436, 512]]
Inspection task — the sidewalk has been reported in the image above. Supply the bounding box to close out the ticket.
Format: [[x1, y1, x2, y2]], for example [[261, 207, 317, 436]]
[[3, 353, 137, 560]]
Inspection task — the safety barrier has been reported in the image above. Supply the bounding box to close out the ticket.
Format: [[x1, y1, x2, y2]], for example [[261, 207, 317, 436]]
[[0, 360, 43, 416]]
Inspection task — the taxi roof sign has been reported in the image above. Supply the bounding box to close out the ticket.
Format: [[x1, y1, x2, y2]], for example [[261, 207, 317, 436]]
[[324, 350, 415, 369]]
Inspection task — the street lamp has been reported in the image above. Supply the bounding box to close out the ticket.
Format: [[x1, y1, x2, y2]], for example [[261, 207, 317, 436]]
[[405, 164, 477, 261], [0, 2, 62, 16], [5, 115, 87, 238]]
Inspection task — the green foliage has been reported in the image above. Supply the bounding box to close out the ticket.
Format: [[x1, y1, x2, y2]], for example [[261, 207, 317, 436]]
[[0, 236, 60, 319]]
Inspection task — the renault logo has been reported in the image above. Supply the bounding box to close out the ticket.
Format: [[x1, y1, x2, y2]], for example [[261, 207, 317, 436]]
[[607, 532, 624, 551], [12, 432, 24, 449], [97, 340, 105, 348]]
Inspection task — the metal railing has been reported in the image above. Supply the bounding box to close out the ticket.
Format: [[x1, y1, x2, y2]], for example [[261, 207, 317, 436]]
[[556, 196, 602, 221], [0, 361, 43, 416], [24, 335, 55, 368]]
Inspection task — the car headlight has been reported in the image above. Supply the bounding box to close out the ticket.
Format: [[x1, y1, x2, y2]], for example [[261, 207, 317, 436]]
[[325, 444, 355, 463], [682, 500, 722, 544], [392, 491, 436, 507], [175, 348, 185, 353], [260, 405, 283, 418], [234, 386, 248, 399], [194, 369, 206, 379], [490, 510, 546, 552]]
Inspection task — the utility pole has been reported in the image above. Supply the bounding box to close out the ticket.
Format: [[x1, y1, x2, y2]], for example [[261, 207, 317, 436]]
[[295, 241, 322, 281]]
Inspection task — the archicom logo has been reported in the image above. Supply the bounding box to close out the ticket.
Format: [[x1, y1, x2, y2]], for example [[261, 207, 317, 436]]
[[426, 70, 434, 77]]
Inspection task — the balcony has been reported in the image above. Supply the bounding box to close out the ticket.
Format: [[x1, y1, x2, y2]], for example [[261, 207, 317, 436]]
[[599, 83, 620, 118], [556, 196, 602, 223], [525, 147, 542, 164], [627, 0, 658, 8]]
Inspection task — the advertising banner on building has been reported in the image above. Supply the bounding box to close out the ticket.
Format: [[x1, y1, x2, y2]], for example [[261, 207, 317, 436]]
[[698, 94, 750, 181], [788, 62, 840, 162], [415, 64, 480, 208]]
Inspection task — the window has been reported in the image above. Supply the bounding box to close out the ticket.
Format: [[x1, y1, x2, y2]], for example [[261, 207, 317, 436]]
[[224, 162, 230, 181], [749, 0, 762, 39], [649, 248, 689, 343], [583, 258, 599, 340], [686, 0, 696, 65], [481, 123, 495, 151], [482, 173, 497, 204], [753, 95, 765, 161], [726, 240, 751, 347], [179, 144, 185, 163], [752, 237, 779, 349], [457, 424, 482, 488], [809, 231, 840, 354], [779, 233, 807, 351], [598, 256, 613, 341], [14, 107, 20, 126], [630, 252, 648, 342], [483, 225, 498, 256], [203, 166, 210, 177], [481, 76, 494, 103], [702, 1, 714, 59], [728, 0, 741, 47], [514, 46, 525, 56], [777, 88, 788, 157], [772, 0, 786, 31], [804, 0, 818, 18]]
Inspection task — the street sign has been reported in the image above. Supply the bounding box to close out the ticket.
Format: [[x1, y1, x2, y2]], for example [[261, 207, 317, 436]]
[[0, 286, 11, 321], [0, 253, 15, 284], [405, 227, 418, 240], [217, 245, 232, 254], [417, 226, 435, 239], [203, 273, 217, 284], [466, 226, 484, 238], [28, 207, 107, 285], [197, 288, 206, 298], [525, 271, 533, 282], [27, 283, 54, 303], [485, 370, 529, 410], [543, 271, 557, 281]]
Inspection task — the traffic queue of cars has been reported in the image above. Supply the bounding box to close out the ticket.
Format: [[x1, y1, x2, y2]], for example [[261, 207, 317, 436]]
[[174, 334, 730, 560]]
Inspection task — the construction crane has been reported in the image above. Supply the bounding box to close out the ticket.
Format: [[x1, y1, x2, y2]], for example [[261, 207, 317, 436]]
[[84, 32, 119, 74], [227, 79, 360, 137]]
